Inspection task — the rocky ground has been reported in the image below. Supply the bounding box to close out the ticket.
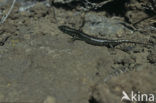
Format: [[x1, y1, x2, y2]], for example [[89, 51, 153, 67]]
[[0, 0, 156, 103]]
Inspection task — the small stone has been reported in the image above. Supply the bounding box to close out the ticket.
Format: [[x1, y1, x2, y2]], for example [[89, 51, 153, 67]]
[[44, 96, 56, 103]]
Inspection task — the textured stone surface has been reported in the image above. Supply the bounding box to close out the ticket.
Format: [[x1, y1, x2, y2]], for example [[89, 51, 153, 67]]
[[83, 13, 130, 36], [0, 0, 155, 103]]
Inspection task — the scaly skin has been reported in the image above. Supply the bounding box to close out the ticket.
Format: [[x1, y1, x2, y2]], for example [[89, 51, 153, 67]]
[[58, 25, 152, 48]]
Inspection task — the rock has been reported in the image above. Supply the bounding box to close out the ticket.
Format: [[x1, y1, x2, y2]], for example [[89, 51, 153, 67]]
[[44, 96, 56, 103], [52, 0, 74, 4], [83, 13, 130, 37]]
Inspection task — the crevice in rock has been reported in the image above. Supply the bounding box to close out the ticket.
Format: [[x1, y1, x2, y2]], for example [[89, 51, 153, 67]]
[[95, 0, 130, 16], [88, 96, 100, 103], [51, 0, 130, 16], [51, 1, 84, 10]]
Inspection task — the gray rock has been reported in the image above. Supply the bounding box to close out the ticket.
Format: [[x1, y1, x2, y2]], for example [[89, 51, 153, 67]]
[[18, 0, 50, 12], [83, 13, 130, 36], [52, 0, 75, 4]]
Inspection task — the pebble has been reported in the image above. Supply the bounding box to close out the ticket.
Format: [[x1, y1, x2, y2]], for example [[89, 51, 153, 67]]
[[43, 96, 56, 103]]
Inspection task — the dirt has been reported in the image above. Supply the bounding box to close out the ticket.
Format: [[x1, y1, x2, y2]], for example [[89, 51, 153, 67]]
[[0, 1, 156, 103]]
